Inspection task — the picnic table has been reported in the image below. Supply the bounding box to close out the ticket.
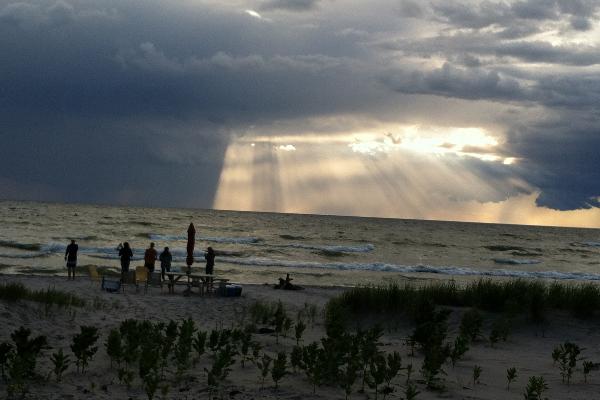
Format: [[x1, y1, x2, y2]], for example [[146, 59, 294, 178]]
[[165, 271, 229, 296]]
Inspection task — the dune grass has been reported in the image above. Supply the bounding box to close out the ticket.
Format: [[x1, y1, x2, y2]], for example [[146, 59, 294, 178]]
[[0, 282, 85, 308], [326, 279, 600, 326]]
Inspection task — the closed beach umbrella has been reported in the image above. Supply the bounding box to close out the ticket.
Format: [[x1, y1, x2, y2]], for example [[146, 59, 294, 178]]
[[186, 223, 195, 271]]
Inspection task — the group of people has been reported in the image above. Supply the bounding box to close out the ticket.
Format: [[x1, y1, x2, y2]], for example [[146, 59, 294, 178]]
[[64, 239, 217, 282]]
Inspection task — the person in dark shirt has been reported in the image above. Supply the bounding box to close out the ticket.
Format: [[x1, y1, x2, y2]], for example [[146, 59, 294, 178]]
[[117, 242, 133, 281], [144, 242, 158, 273], [64, 240, 78, 280], [205, 246, 215, 275], [159, 247, 172, 281]]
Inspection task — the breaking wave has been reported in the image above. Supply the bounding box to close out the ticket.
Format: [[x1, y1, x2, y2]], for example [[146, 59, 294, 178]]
[[218, 256, 600, 281], [493, 258, 542, 265]]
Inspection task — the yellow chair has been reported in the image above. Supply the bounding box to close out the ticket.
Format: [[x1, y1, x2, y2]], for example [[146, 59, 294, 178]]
[[88, 265, 102, 286], [135, 266, 148, 293]]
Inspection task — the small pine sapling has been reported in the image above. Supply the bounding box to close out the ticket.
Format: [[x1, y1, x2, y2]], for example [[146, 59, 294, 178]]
[[523, 375, 548, 400], [583, 361, 593, 383], [271, 351, 287, 389], [106, 329, 122, 368], [173, 318, 195, 377], [489, 317, 511, 346], [459, 309, 483, 342], [450, 335, 469, 366], [302, 342, 321, 393], [403, 364, 420, 400], [50, 349, 70, 382], [208, 329, 220, 353], [472, 365, 482, 385], [382, 351, 402, 399], [554, 341, 581, 385], [551, 347, 561, 365], [0, 342, 12, 380], [295, 318, 307, 345], [239, 331, 252, 368], [339, 336, 360, 400], [273, 301, 287, 344], [256, 353, 272, 390], [367, 354, 387, 400], [283, 316, 293, 339], [506, 367, 517, 390], [192, 331, 207, 366], [71, 326, 99, 373], [290, 345, 303, 372]]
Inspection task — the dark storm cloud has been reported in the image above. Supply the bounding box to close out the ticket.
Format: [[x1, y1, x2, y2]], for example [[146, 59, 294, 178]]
[[432, 0, 600, 30], [0, 0, 385, 208], [260, 0, 320, 11], [1, 0, 599, 212]]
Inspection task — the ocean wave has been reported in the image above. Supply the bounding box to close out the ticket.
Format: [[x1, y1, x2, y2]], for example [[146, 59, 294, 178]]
[[493, 258, 542, 265], [581, 242, 600, 248], [279, 234, 305, 240], [276, 243, 375, 253], [218, 256, 600, 281], [0, 240, 42, 251], [148, 234, 262, 244], [0, 252, 50, 259]]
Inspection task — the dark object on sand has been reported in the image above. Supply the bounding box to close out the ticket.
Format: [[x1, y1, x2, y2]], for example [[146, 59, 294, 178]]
[[274, 274, 303, 290], [186, 223, 195, 273]]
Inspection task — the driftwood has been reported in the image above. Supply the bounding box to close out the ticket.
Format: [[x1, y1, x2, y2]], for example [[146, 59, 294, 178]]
[[274, 273, 303, 290]]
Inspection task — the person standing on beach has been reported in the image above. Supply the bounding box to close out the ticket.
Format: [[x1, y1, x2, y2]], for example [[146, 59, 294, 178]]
[[118, 242, 133, 281], [144, 242, 158, 274], [64, 240, 78, 280], [205, 247, 215, 275], [159, 247, 172, 280]]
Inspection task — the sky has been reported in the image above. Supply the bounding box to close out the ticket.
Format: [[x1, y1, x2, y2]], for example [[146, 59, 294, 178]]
[[1, 0, 600, 227]]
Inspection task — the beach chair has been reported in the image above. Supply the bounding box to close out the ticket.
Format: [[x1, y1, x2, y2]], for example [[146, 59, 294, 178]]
[[147, 272, 164, 293], [135, 266, 148, 293], [88, 265, 102, 287]]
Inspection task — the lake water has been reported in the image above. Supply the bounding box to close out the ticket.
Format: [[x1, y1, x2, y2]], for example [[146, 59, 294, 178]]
[[1, 200, 599, 286]]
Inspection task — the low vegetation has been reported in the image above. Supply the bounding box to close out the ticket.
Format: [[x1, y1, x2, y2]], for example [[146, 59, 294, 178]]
[[0, 283, 85, 308], [325, 279, 600, 324]]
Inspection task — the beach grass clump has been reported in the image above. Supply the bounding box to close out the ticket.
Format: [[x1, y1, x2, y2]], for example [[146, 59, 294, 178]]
[[0, 283, 85, 308], [326, 279, 600, 322]]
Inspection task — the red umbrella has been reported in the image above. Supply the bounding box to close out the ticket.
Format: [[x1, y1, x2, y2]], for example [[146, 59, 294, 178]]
[[186, 223, 195, 273]]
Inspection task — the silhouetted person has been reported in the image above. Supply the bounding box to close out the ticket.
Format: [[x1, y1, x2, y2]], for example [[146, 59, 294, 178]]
[[144, 242, 158, 273], [159, 246, 172, 280], [205, 246, 215, 275], [118, 242, 133, 281], [64, 240, 78, 280]]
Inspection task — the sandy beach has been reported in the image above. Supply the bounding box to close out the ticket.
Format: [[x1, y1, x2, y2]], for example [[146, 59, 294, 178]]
[[1, 273, 600, 400]]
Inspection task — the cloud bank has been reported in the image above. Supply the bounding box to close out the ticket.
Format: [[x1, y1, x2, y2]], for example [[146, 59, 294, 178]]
[[1, 0, 599, 222]]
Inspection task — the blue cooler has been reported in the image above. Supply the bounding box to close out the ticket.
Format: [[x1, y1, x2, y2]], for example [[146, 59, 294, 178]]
[[225, 284, 242, 297]]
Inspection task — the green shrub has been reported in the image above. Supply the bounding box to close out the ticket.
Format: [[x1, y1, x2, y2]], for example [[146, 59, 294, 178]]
[[472, 365, 482, 385], [459, 309, 483, 341], [523, 376, 548, 400], [50, 349, 70, 382], [271, 351, 287, 389], [506, 367, 517, 390], [554, 341, 581, 385], [256, 353, 272, 390], [106, 329, 122, 368], [450, 335, 469, 366], [71, 326, 99, 373]]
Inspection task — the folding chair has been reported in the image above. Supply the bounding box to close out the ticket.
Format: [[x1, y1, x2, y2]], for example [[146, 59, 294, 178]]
[[135, 266, 148, 293]]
